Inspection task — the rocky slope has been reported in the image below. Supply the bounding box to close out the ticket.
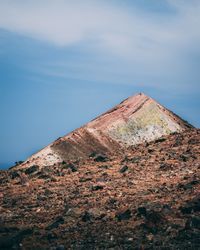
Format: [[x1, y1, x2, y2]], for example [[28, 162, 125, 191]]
[[0, 128, 199, 249], [16, 93, 192, 170], [0, 93, 199, 250]]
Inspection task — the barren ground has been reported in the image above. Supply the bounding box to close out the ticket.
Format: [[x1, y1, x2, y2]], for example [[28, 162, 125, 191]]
[[0, 129, 200, 249]]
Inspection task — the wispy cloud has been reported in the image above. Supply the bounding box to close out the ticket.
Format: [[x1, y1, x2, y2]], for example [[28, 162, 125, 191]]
[[0, 0, 199, 59], [0, 0, 199, 88]]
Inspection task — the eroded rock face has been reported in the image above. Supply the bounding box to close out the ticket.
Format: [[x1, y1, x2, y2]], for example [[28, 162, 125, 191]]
[[15, 93, 192, 170], [0, 128, 199, 249]]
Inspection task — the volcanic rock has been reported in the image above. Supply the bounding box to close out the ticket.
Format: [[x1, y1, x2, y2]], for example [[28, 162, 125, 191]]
[[119, 165, 128, 173], [0, 93, 199, 249], [15, 93, 192, 170], [115, 208, 132, 221]]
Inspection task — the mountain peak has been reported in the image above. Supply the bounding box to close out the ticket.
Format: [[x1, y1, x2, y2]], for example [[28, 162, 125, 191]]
[[16, 93, 193, 169]]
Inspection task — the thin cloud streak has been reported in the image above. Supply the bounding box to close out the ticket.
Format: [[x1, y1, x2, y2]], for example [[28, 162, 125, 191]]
[[0, 0, 199, 90], [0, 0, 199, 61]]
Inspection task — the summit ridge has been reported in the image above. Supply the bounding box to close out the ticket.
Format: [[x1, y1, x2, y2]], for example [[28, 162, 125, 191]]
[[16, 93, 192, 169]]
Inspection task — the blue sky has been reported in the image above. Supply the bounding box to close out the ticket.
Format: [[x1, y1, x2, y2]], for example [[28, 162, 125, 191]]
[[0, 0, 200, 169]]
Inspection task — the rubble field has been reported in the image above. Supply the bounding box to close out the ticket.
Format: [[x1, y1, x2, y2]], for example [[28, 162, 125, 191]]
[[0, 128, 200, 249]]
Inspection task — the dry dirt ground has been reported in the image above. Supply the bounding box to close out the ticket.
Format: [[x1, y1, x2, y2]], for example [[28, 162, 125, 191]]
[[0, 129, 200, 249]]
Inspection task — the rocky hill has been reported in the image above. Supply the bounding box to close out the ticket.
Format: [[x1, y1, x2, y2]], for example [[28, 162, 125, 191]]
[[0, 94, 199, 250], [15, 93, 192, 170]]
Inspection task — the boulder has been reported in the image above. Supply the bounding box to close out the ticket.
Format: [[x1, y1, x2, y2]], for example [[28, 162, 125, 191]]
[[115, 209, 132, 221]]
